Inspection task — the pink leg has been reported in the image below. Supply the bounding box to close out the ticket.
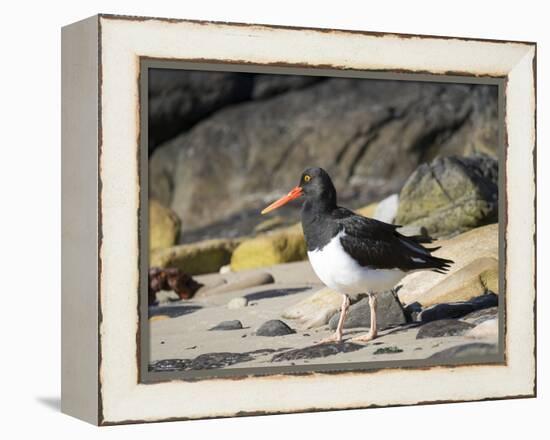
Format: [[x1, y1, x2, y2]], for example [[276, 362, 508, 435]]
[[351, 293, 378, 343], [318, 294, 350, 343]]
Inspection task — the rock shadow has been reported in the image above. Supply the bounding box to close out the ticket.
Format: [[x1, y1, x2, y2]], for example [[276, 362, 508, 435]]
[[149, 304, 202, 318], [245, 287, 311, 302]]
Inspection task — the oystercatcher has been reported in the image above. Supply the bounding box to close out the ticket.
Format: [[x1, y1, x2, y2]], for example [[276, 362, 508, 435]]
[[261, 167, 453, 343]]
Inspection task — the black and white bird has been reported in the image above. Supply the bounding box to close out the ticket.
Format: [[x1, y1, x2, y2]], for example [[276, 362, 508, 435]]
[[261, 167, 453, 343]]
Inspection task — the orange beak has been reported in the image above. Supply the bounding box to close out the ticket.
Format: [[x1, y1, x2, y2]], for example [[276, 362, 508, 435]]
[[261, 186, 304, 214]]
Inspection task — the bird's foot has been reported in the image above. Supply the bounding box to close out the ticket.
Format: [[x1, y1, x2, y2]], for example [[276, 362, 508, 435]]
[[316, 332, 343, 345], [350, 331, 377, 344]]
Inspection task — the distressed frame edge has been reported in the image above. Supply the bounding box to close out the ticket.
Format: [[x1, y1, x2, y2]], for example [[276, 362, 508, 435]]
[[90, 15, 536, 425], [61, 15, 101, 425]]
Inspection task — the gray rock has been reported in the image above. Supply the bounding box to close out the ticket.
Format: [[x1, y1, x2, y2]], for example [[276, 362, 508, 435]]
[[395, 154, 499, 237], [209, 320, 244, 331], [256, 319, 296, 336], [149, 70, 254, 150], [329, 291, 406, 331], [252, 75, 323, 100], [419, 293, 498, 323], [149, 348, 278, 372], [466, 318, 498, 340], [227, 296, 248, 309], [462, 306, 498, 325], [271, 342, 364, 362], [150, 79, 498, 234], [416, 319, 475, 339], [429, 343, 499, 361]]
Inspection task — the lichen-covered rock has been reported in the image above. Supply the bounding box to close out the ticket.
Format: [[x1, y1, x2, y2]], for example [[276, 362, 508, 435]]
[[230, 224, 306, 271], [150, 238, 241, 276], [149, 199, 181, 250], [395, 154, 498, 238], [398, 223, 498, 306]]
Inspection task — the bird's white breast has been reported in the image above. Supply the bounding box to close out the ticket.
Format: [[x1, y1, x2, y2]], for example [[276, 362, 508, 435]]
[[307, 230, 405, 294]]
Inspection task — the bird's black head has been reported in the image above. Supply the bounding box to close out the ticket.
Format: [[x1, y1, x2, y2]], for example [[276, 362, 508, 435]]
[[261, 167, 337, 215], [298, 167, 337, 207]]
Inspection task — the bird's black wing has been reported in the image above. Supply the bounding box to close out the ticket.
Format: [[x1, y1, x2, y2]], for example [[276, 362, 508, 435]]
[[333, 207, 453, 273]]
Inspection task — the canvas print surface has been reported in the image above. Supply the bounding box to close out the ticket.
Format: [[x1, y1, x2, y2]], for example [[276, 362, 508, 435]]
[[145, 68, 502, 377]]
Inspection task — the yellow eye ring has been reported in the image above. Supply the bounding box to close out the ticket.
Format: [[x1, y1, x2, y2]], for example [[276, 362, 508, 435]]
[[304, 175, 311, 182]]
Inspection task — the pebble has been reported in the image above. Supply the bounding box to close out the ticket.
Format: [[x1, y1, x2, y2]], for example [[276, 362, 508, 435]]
[[256, 319, 296, 337], [209, 320, 244, 331], [227, 296, 248, 309]]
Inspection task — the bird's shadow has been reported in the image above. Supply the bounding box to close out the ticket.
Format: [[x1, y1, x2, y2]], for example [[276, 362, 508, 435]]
[[36, 396, 61, 412]]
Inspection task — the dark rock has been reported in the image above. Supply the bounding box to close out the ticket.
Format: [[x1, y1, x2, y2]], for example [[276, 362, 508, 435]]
[[420, 293, 498, 323], [150, 79, 498, 234], [149, 358, 191, 372], [149, 348, 278, 372], [462, 306, 498, 325], [429, 343, 499, 361], [252, 75, 323, 100], [396, 154, 499, 237], [329, 291, 406, 330], [256, 320, 296, 336], [374, 346, 404, 355], [271, 342, 364, 362], [209, 320, 243, 331], [149, 70, 254, 150], [404, 301, 423, 322], [416, 319, 475, 339]]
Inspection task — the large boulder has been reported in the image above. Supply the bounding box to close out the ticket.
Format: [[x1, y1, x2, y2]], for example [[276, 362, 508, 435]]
[[252, 75, 323, 100], [397, 223, 498, 306], [150, 79, 498, 233], [149, 199, 181, 250], [150, 238, 241, 275], [395, 154, 498, 237], [411, 257, 498, 307], [328, 291, 407, 330], [282, 287, 345, 329], [230, 224, 306, 271], [148, 70, 254, 150]]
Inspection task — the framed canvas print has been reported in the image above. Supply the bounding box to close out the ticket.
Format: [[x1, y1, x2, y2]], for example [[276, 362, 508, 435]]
[[61, 14, 536, 425]]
